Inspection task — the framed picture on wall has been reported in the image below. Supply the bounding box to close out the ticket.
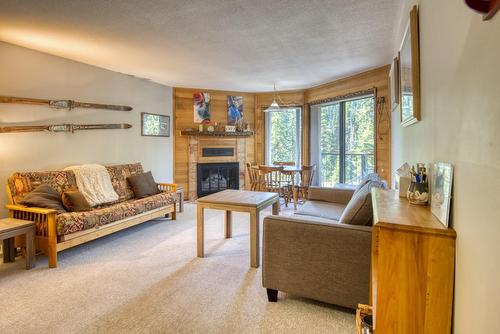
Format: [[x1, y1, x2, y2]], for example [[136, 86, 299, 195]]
[[389, 56, 400, 112], [193, 92, 211, 123], [141, 112, 170, 137], [399, 5, 421, 127], [227, 96, 243, 125]]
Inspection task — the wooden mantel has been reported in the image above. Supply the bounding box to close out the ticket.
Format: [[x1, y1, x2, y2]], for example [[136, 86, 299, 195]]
[[181, 130, 254, 137]]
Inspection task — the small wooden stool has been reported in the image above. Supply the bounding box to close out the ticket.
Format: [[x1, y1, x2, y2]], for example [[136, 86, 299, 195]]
[[0, 218, 36, 269]]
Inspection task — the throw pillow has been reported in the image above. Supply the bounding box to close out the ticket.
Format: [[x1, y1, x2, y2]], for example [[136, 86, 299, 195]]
[[354, 173, 382, 194], [62, 190, 92, 212], [127, 171, 160, 199], [19, 184, 66, 213], [339, 180, 386, 226]]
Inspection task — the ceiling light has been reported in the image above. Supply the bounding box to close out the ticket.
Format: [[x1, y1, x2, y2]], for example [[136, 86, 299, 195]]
[[264, 83, 284, 112]]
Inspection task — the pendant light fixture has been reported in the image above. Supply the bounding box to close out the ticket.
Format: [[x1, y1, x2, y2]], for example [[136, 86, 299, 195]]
[[264, 83, 283, 112]]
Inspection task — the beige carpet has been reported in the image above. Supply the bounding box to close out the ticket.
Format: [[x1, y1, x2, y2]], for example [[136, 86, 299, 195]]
[[0, 203, 355, 334]]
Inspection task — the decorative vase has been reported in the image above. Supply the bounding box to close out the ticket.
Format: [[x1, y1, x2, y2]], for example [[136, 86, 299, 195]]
[[407, 181, 429, 205]]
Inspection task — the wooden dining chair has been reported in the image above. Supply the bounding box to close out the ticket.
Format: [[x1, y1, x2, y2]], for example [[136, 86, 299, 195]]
[[295, 165, 316, 201], [258, 165, 284, 193], [256, 165, 290, 204], [246, 162, 259, 191]]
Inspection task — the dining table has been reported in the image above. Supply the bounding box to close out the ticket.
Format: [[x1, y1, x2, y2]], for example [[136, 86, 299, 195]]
[[252, 164, 303, 209]]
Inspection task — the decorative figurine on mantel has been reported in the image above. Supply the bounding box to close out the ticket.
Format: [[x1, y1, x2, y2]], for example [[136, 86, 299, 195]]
[[235, 118, 244, 132], [217, 122, 225, 132]]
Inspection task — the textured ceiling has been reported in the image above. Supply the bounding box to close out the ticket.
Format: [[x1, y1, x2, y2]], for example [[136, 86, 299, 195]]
[[0, 0, 401, 92]]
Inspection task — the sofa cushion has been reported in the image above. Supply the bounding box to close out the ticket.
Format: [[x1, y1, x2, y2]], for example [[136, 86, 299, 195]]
[[295, 200, 346, 221], [56, 191, 177, 236], [339, 180, 386, 226], [106, 163, 144, 201], [8, 170, 77, 205], [127, 171, 160, 199], [307, 185, 356, 205], [19, 184, 66, 213], [62, 190, 92, 212]]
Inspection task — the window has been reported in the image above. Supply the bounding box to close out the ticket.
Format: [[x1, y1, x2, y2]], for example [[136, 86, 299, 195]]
[[265, 107, 302, 165], [311, 96, 375, 186]]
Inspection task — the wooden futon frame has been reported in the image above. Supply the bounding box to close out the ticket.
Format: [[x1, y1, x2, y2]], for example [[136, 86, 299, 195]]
[[5, 183, 177, 268]]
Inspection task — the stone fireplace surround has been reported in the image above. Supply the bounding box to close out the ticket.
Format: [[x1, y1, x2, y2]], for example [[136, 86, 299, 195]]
[[188, 135, 246, 200]]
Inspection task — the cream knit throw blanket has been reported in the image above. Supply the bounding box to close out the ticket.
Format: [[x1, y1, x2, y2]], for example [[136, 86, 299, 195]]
[[64, 164, 119, 206]]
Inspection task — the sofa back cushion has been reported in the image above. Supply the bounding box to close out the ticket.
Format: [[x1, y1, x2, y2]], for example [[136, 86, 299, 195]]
[[105, 163, 144, 201], [8, 170, 77, 205], [7, 163, 144, 205], [339, 180, 387, 226]]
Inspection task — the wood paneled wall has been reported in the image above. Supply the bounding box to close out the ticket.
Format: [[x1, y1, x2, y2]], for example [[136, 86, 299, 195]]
[[173, 88, 255, 194], [174, 65, 392, 194]]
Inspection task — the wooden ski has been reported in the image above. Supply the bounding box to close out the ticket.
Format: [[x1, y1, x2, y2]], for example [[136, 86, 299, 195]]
[[0, 96, 133, 111], [0, 123, 132, 133]]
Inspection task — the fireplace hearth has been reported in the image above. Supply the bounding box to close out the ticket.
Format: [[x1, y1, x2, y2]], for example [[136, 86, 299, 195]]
[[197, 162, 239, 198]]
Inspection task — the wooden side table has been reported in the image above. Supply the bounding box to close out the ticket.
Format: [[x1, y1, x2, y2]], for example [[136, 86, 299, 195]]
[[176, 187, 184, 213], [0, 218, 36, 269]]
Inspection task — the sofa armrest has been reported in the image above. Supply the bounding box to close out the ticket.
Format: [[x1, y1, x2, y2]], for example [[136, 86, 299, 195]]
[[307, 185, 355, 204], [157, 183, 177, 192], [262, 215, 371, 309], [5, 204, 57, 215]]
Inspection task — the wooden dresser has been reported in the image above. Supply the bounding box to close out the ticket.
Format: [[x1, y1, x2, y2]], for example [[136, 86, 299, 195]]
[[367, 189, 456, 334]]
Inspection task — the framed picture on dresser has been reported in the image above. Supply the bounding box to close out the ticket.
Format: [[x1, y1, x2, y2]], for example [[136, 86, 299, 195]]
[[431, 162, 454, 227]]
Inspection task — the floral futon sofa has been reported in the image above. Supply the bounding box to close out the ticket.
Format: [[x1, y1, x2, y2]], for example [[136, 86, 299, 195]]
[[6, 163, 177, 268]]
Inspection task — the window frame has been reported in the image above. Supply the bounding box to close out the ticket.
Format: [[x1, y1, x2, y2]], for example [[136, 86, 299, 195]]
[[264, 107, 302, 166], [313, 94, 376, 186]]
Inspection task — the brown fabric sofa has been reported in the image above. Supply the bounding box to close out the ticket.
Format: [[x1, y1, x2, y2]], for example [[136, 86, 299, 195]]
[[262, 181, 384, 309], [5, 163, 177, 268]]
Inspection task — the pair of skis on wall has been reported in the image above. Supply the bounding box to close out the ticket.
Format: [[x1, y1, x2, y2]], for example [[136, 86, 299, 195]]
[[0, 95, 133, 134]]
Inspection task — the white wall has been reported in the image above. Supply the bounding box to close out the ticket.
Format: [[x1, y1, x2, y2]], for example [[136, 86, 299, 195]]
[[391, 1, 500, 332], [0, 42, 173, 216]]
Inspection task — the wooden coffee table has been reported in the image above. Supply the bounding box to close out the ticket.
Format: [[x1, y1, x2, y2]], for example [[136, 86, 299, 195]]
[[197, 190, 279, 268]]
